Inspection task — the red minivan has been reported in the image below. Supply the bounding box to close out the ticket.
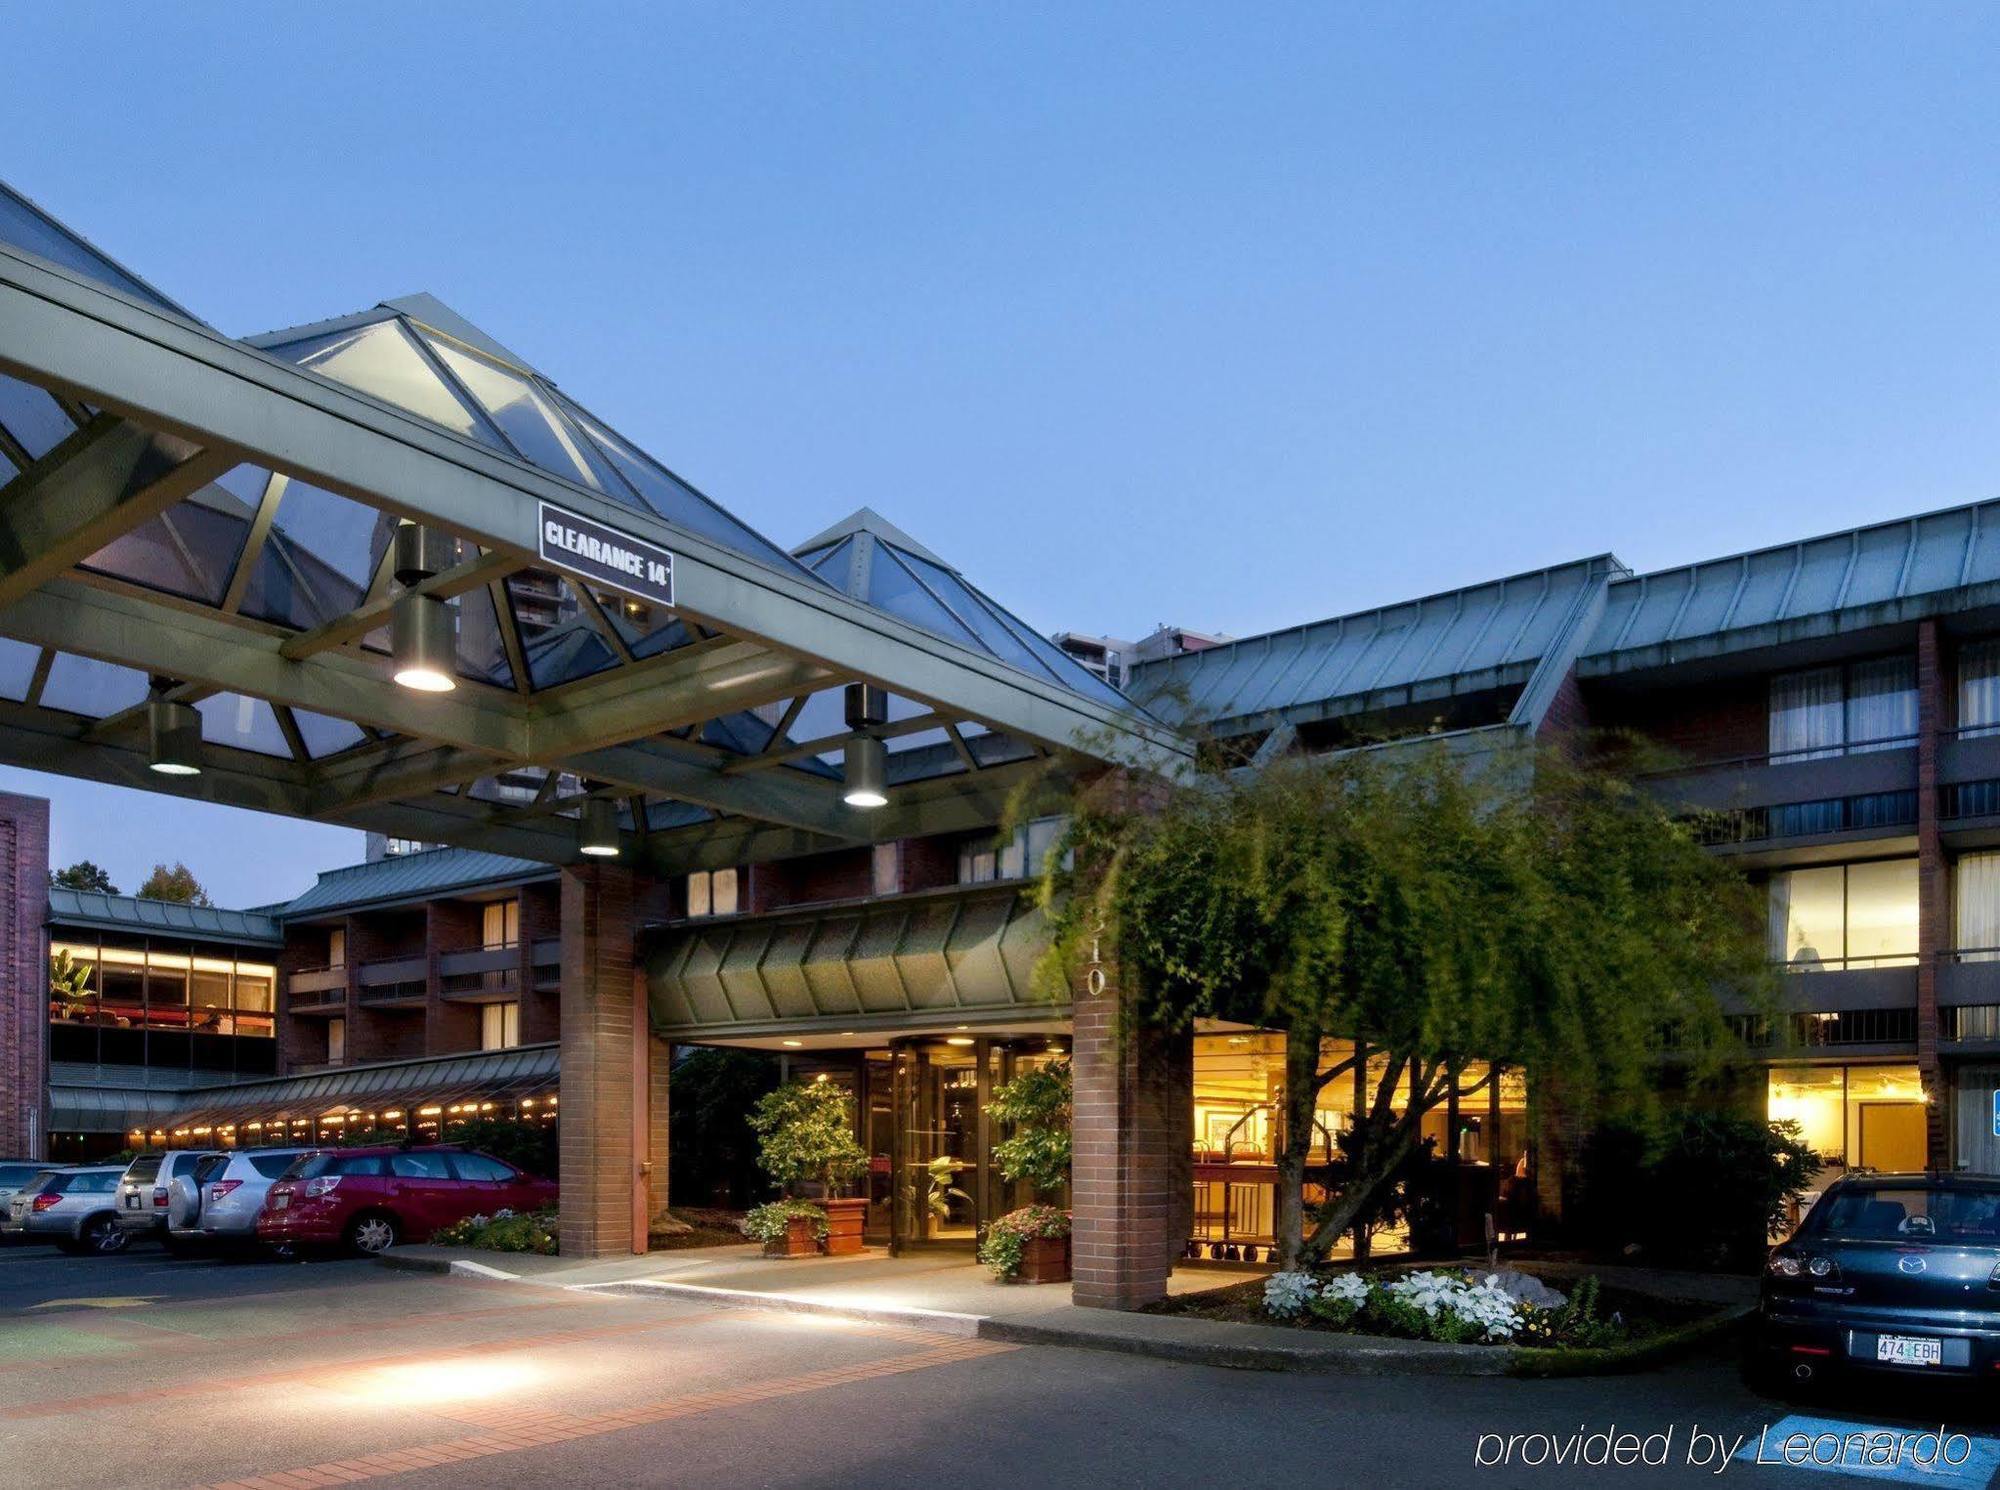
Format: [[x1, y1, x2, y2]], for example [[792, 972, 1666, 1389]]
[[257, 1145, 556, 1255]]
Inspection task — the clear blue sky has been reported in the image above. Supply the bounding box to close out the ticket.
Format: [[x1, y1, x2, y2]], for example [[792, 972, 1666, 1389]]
[[3, 4, 1998, 906]]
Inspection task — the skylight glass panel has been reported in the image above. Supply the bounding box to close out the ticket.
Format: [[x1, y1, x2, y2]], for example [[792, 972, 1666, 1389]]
[[887, 548, 1053, 678], [0, 638, 37, 700], [80, 464, 266, 605], [0, 374, 74, 462], [504, 572, 619, 688], [195, 693, 291, 757], [591, 586, 692, 661], [803, 537, 855, 588], [274, 321, 506, 452], [552, 394, 809, 575], [241, 479, 394, 629], [40, 654, 149, 718], [438, 583, 509, 690], [0, 184, 182, 313], [292, 709, 367, 758], [421, 337, 623, 496], [867, 550, 984, 651]]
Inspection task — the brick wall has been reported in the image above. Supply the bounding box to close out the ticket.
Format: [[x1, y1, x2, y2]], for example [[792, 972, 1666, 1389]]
[[1535, 668, 1592, 741], [1070, 961, 1193, 1310], [0, 793, 47, 1157], [425, 901, 483, 1056], [519, 883, 561, 1045], [899, 835, 961, 893], [1599, 675, 1768, 764], [346, 910, 427, 1064], [749, 848, 875, 913], [559, 863, 639, 1258]]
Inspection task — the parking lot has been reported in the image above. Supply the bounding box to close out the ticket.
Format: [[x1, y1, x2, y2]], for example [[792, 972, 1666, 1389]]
[[13, 1238, 2000, 1489]]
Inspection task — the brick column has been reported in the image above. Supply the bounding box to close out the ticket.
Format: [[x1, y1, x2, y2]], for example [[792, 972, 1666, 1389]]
[[1917, 619, 1948, 1164], [0, 793, 47, 1159], [647, 1036, 671, 1221], [1070, 962, 1192, 1310], [559, 862, 641, 1258]]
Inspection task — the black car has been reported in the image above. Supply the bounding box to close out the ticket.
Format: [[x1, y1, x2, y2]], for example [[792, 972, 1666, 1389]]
[[1755, 1172, 2000, 1388]]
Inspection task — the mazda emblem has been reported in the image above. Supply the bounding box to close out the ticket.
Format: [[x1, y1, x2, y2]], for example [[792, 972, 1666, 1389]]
[[1898, 1255, 1927, 1275]]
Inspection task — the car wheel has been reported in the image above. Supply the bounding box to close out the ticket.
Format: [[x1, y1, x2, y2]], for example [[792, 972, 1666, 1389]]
[[345, 1213, 399, 1256], [83, 1217, 128, 1256]]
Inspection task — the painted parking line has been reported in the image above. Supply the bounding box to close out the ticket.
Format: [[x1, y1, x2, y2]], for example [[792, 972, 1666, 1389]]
[[1733, 1416, 2000, 1483]]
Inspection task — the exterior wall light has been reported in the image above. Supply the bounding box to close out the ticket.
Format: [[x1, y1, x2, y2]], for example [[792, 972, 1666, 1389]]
[[843, 736, 889, 808], [147, 695, 202, 776], [577, 796, 621, 857], [842, 682, 890, 808], [391, 592, 458, 693]]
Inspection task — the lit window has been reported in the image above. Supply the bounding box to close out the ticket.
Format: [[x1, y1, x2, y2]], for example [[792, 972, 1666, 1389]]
[[871, 843, 899, 897], [327, 1017, 346, 1066], [481, 1002, 520, 1051], [687, 867, 739, 918], [328, 928, 345, 968], [1768, 859, 1918, 970], [482, 899, 520, 950]]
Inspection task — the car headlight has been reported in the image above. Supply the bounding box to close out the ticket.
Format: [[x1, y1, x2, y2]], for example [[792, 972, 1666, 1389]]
[[1768, 1252, 1803, 1278]]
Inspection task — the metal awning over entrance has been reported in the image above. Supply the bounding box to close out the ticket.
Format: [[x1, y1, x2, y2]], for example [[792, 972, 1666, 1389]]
[[163, 1042, 559, 1130], [0, 179, 1190, 877]]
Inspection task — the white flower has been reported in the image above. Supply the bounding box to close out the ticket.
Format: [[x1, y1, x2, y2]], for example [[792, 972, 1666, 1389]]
[[1263, 1271, 1321, 1318], [1384, 1269, 1522, 1341], [1319, 1272, 1370, 1307]]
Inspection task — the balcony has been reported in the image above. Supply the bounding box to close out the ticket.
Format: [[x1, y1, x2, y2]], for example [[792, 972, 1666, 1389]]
[[440, 944, 520, 1001], [531, 938, 560, 991], [286, 965, 346, 1012], [356, 954, 428, 1007]]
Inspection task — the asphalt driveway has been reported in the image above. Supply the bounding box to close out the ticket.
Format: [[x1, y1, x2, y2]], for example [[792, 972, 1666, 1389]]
[[3, 1241, 1999, 1489]]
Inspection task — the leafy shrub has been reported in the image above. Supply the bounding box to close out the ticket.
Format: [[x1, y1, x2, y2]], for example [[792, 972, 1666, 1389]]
[[988, 1062, 1071, 1196], [977, 1204, 1071, 1279], [1578, 1111, 1820, 1271], [432, 1206, 558, 1255], [740, 1199, 828, 1244], [1512, 1274, 1623, 1349]]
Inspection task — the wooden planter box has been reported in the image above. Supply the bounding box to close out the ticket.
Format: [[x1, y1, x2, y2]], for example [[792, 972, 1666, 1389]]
[[822, 1197, 867, 1256], [1016, 1232, 1072, 1285], [764, 1214, 821, 1258]]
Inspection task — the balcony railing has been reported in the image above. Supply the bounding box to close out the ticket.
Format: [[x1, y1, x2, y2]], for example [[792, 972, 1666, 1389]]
[[440, 943, 520, 1000], [356, 954, 427, 1005]]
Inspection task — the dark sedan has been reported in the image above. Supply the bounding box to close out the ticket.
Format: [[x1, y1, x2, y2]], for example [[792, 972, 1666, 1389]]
[[1755, 1172, 2000, 1389]]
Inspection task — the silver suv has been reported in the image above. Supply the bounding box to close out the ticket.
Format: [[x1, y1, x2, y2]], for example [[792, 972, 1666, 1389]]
[[0, 1159, 46, 1234], [168, 1149, 312, 1249], [116, 1151, 220, 1242], [5, 1166, 128, 1253]]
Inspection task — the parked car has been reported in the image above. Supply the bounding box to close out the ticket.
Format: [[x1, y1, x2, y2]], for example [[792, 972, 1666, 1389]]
[[258, 1145, 556, 1256], [166, 1148, 313, 1253], [5, 1165, 129, 1253], [116, 1150, 221, 1242], [1754, 1171, 2000, 1389], [0, 1159, 48, 1238]]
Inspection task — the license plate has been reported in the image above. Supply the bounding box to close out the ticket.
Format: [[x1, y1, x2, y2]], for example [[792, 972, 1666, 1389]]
[[124, 1195, 139, 1209], [1877, 1335, 1942, 1366], [272, 1194, 288, 1210]]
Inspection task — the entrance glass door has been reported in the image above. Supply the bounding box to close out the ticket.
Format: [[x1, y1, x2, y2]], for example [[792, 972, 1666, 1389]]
[[896, 1039, 982, 1245]]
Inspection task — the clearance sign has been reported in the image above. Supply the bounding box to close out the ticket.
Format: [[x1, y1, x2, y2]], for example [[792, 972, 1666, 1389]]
[[538, 501, 676, 609]]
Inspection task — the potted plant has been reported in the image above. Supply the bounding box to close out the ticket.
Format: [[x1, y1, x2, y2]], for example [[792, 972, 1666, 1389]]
[[747, 1080, 870, 1256], [979, 1059, 1073, 1283], [740, 1198, 828, 1257]]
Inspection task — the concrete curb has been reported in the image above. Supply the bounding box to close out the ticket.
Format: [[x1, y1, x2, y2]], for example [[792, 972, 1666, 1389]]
[[975, 1312, 1515, 1376], [571, 1278, 986, 1338]]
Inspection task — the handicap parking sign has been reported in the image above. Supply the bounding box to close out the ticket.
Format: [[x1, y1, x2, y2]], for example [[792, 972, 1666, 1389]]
[[1992, 1089, 2000, 1139]]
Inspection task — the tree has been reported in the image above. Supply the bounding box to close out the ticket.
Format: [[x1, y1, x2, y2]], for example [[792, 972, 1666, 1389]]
[[1035, 738, 1771, 1270], [989, 1059, 1072, 1196], [747, 1081, 868, 1199], [136, 862, 212, 907], [52, 860, 116, 894], [670, 1048, 780, 1208]]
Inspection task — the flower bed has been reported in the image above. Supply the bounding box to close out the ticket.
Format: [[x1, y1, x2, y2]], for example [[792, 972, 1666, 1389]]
[[431, 1206, 559, 1256], [978, 1204, 1071, 1280], [1157, 1266, 1705, 1350]]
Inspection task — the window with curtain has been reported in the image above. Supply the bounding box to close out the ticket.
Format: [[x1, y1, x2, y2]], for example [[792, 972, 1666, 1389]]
[[1846, 657, 1918, 752], [1957, 851, 2000, 961], [1770, 658, 1917, 760], [1770, 667, 1844, 761], [1961, 640, 2000, 740], [1768, 858, 1918, 969]]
